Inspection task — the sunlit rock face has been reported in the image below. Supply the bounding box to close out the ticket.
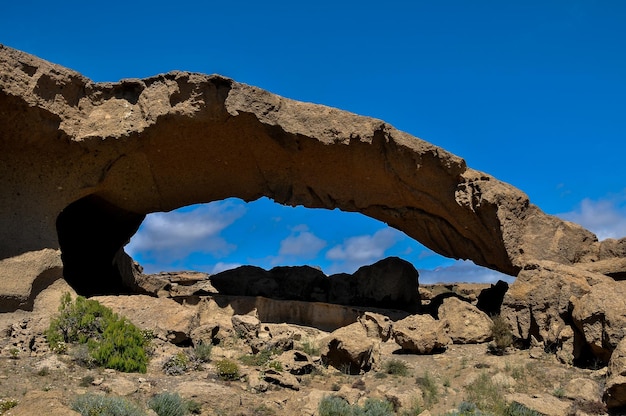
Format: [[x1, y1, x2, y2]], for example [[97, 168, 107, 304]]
[[0, 44, 624, 303]]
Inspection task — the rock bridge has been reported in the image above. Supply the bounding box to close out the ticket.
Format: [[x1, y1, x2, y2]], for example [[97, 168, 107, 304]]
[[0, 44, 623, 307]]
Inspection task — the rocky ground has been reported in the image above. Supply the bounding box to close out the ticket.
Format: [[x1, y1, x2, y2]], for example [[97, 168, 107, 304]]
[[0, 279, 613, 416]]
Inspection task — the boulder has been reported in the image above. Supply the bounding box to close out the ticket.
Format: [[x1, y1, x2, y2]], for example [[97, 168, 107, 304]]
[[358, 312, 393, 341], [563, 378, 601, 403], [604, 338, 626, 408], [320, 322, 380, 374], [501, 261, 611, 349], [505, 393, 570, 416], [438, 297, 492, 344], [93, 295, 196, 344], [392, 314, 451, 353], [572, 281, 626, 363], [275, 350, 316, 375], [2, 44, 623, 303], [231, 314, 261, 339], [262, 368, 300, 390]]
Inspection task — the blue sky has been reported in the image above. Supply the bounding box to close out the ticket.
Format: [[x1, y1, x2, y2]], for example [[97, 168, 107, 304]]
[[3, 1, 625, 283]]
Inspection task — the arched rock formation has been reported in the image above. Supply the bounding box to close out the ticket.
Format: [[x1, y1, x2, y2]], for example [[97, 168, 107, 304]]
[[1, 44, 624, 301]]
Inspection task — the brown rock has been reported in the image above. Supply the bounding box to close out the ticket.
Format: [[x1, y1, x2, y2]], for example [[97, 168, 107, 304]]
[[605, 338, 626, 409], [6, 390, 81, 416], [505, 393, 570, 416], [572, 281, 626, 362], [320, 322, 380, 374], [438, 297, 492, 344], [563, 378, 601, 403], [392, 314, 451, 353], [358, 312, 393, 341], [231, 314, 261, 339], [501, 261, 610, 348], [275, 350, 316, 375], [93, 295, 196, 344], [2, 45, 621, 303]]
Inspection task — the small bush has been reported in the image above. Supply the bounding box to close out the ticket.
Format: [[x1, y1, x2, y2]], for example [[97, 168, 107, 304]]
[[79, 375, 95, 387], [71, 393, 144, 416], [216, 358, 240, 380], [192, 341, 212, 363], [0, 398, 18, 413], [465, 372, 507, 415], [163, 352, 190, 376], [46, 293, 148, 373], [148, 392, 187, 416], [239, 349, 275, 367], [300, 340, 321, 356], [489, 315, 513, 355], [505, 402, 543, 416], [384, 358, 409, 376], [416, 371, 438, 408], [318, 395, 352, 416], [360, 397, 394, 415]]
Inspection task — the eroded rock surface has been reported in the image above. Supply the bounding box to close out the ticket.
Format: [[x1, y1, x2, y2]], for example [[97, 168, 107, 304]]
[[2, 44, 624, 302]]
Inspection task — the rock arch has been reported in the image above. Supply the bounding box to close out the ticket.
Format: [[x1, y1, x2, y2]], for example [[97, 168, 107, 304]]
[[0, 44, 622, 302]]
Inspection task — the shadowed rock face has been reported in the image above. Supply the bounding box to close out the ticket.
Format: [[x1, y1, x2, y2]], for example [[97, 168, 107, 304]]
[[0, 44, 624, 299]]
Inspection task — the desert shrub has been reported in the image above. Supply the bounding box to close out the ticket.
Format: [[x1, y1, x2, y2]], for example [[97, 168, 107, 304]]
[[162, 352, 190, 376], [0, 398, 18, 413], [239, 349, 275, 366], [318, 395, 352, 416], [148, 392, 188, 416], [89, 317, 148, 373], [489, 315, 513, 355], [384, 358, 409, 376], [71, 393, 144, 416], [300, 339, 321, 356], [46, 293, 148, 373], [465, 372, 507, 415], [416, 371, 438, 408], [216, 358, 240, 380], [318, 396, 394, 416], [505, 402, 542, 416], [192, 341, 212, 362], [268, 360, 283, 371], [79, 375, 95, 387], [359, 398, 394, 415]]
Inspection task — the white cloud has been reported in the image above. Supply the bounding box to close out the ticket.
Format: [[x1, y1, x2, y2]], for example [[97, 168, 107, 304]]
[[418, 260, 514, 284], [278, 225, 327, 258], [558, 193, 626, 241], [125, 200, 246, 262], [325, 227, 402, 273], [210, 262, 242, 274]]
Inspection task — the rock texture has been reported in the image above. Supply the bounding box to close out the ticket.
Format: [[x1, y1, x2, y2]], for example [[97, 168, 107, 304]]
[[605, 338, 626, 409], [392, 314, 451, 353], [438, 297, 492, 344], [2, 44, 625, 302], [209, 257, 420, 311]]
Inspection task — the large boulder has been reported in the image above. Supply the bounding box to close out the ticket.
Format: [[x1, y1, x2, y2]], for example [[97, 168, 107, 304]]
[[572, 281, 626, 363], [320, 322, 380, 374], [438, 297, 492, 344], [605, 337, 626, 409], [501, 261, 611, 348], [2, 44, 623, 302], [392, 314, 451, 353]]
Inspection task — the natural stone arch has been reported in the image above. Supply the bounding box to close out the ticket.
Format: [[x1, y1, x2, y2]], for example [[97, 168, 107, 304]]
[[1, 44, 623, 303]]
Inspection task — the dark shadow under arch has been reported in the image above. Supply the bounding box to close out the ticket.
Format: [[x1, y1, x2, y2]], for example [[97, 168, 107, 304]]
[[56, 194, 144, 296]]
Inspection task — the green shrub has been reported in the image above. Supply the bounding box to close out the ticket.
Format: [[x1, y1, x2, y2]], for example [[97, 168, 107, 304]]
[[46, 293, 148, 373], [71, 393, 144, 416], [416, 371, 438, 408], [192, 341, 212, 362], [384, 358, 409, 376], [359, 398, 394, 415], [465, 372, 507, 415], [148, 392, 188, 416], [216, 358, 240, 380], [90, 317, 148, 373], [268, 360, 283, 371], [490, 315, 513, 355], [318, 396, 394, 416], [0, 398, 18, 414], [300, 340, 321, 356], [239, 349, 276, 366], [318, 395, 352, 416], [162, 352, 190, 376]]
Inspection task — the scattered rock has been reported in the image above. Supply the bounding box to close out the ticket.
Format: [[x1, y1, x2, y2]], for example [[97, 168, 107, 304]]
[[438, 297, 492, 344], [505, 393, 571, 416], [231, 314, 261, 340], [392, 314, 451, 354], [263, 368, 300, 390], [564, 378, 601, 403], [358, 312, 393, 341], [320, 322, 379, 374], [275, 350, 316, 375]]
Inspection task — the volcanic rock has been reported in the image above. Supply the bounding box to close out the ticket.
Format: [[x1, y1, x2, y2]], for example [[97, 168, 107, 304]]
[[320, 322, 380, 374], [438, 297, 492, 344], [605, 337, 626, 409], [1, 44, 624, 304], [392, 314, 451, 353]]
